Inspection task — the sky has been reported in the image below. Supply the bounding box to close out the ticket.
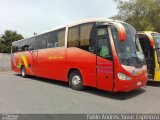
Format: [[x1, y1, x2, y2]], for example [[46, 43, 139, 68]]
[[0, 0, 118, 37]]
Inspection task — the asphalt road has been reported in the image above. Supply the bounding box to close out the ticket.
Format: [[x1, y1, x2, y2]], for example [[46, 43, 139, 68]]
[[0, 71, 160, 114]]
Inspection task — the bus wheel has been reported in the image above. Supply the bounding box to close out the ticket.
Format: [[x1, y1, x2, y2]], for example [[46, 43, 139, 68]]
[[69, 70, 84, 91], [21, 66, 27, 78]]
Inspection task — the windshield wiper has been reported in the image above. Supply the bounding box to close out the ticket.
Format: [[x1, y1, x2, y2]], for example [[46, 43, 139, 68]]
[[123, 56, 144, 68]]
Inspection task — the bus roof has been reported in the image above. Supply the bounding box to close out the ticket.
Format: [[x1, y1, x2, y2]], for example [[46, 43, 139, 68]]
[[137, 31, 159, 35], [12, 18, 125, 45], [137, 31, 160, 47]]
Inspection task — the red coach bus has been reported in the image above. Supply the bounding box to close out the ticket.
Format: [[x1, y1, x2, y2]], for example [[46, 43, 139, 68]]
[[11, 18, 147, 92]]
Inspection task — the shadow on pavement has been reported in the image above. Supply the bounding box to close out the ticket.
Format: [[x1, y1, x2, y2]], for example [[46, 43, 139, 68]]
[[83, 87, 146, 100], [14, 74, 69, 88], [14, 73, 146, 100], [147, 81, 160, 87]]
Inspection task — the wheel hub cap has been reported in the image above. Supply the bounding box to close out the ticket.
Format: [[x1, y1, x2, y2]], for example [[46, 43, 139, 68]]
[[22, 69, 25, 76], [72, 76, 81, 86]]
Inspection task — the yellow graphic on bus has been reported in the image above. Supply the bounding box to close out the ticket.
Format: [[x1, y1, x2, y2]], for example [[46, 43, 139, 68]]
[[21, 54, 28, 68], [12, 53, 28, 69]]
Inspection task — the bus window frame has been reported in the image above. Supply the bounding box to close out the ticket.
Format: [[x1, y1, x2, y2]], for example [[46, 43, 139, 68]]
[[29, 27, 66, 51], [96, 25, 113, 61]]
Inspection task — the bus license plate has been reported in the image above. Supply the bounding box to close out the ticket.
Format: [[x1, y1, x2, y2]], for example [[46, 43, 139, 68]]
[[137, 81, 141, 86]]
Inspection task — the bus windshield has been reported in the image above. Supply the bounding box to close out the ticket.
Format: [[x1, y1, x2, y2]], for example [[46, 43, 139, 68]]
[[111, 23, 145, 68], [152, 33, 160, 62]]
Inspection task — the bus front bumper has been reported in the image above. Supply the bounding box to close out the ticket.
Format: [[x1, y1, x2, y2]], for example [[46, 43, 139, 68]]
[[113, 76, 148, 92]]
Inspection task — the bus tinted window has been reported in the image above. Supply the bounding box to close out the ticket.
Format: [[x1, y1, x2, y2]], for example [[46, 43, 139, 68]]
[[80, 24, 93, 46], [57, 28, 65, 47], [68, 26, 79, 47], [33, 35, 47, 50], [68, 23, 95, 53], [12, 45, 18, 53], [47, 31, 58, 48], [22, 43, 30, 51], [47, 28, 65, 48], [79, 23, 95, 53], [12, 38, 33, 52], [18, 47, 22, 52]]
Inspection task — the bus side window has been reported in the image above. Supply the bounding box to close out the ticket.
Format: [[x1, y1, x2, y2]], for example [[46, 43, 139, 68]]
[[46, 34, 51, 48], [79, 23, 95, 53], [12, 45, 17, 53], [18, 47, 22, 52], [68, 26, 79, 47], [67, 23, 96, 53], [57, 28, 65, 47], [32, 37, 38, 50], [33, 35, 47, 50], [40, 35, 47, 49], [47, 31, 58, 48]]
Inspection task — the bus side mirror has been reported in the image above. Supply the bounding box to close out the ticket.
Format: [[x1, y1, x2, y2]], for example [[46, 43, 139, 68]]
[[118, 29, 126, 41], [113, 22, 126, 41]]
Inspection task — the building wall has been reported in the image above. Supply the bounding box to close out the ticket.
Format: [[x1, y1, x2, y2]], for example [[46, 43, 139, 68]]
[[0, 53, 11, 71]]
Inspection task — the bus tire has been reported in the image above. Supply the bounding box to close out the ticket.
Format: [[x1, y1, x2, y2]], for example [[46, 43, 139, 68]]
[[69, 70, 84, 91], [21, 66, 27, 78]]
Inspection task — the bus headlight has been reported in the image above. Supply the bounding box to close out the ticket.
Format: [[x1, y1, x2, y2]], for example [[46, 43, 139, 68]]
[[118, 73, 131, 80]]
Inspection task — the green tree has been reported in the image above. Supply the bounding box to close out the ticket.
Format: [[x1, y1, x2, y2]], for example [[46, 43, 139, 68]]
[[0, 30, 24, 53], [111, 0, 160, 32]]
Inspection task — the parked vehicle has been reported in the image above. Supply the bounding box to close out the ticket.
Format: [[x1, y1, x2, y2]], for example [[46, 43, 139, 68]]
[[138, 31, 160, 81], [11, 18, 147, 92]]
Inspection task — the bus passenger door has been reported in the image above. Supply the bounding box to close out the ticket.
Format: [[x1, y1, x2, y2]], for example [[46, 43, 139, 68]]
[[96, 27, 114, 91], [138, 35, 155, 79]]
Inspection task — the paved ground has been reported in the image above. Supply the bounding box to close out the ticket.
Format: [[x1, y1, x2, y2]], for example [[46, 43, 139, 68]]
[[0, 71, 160, 114]]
